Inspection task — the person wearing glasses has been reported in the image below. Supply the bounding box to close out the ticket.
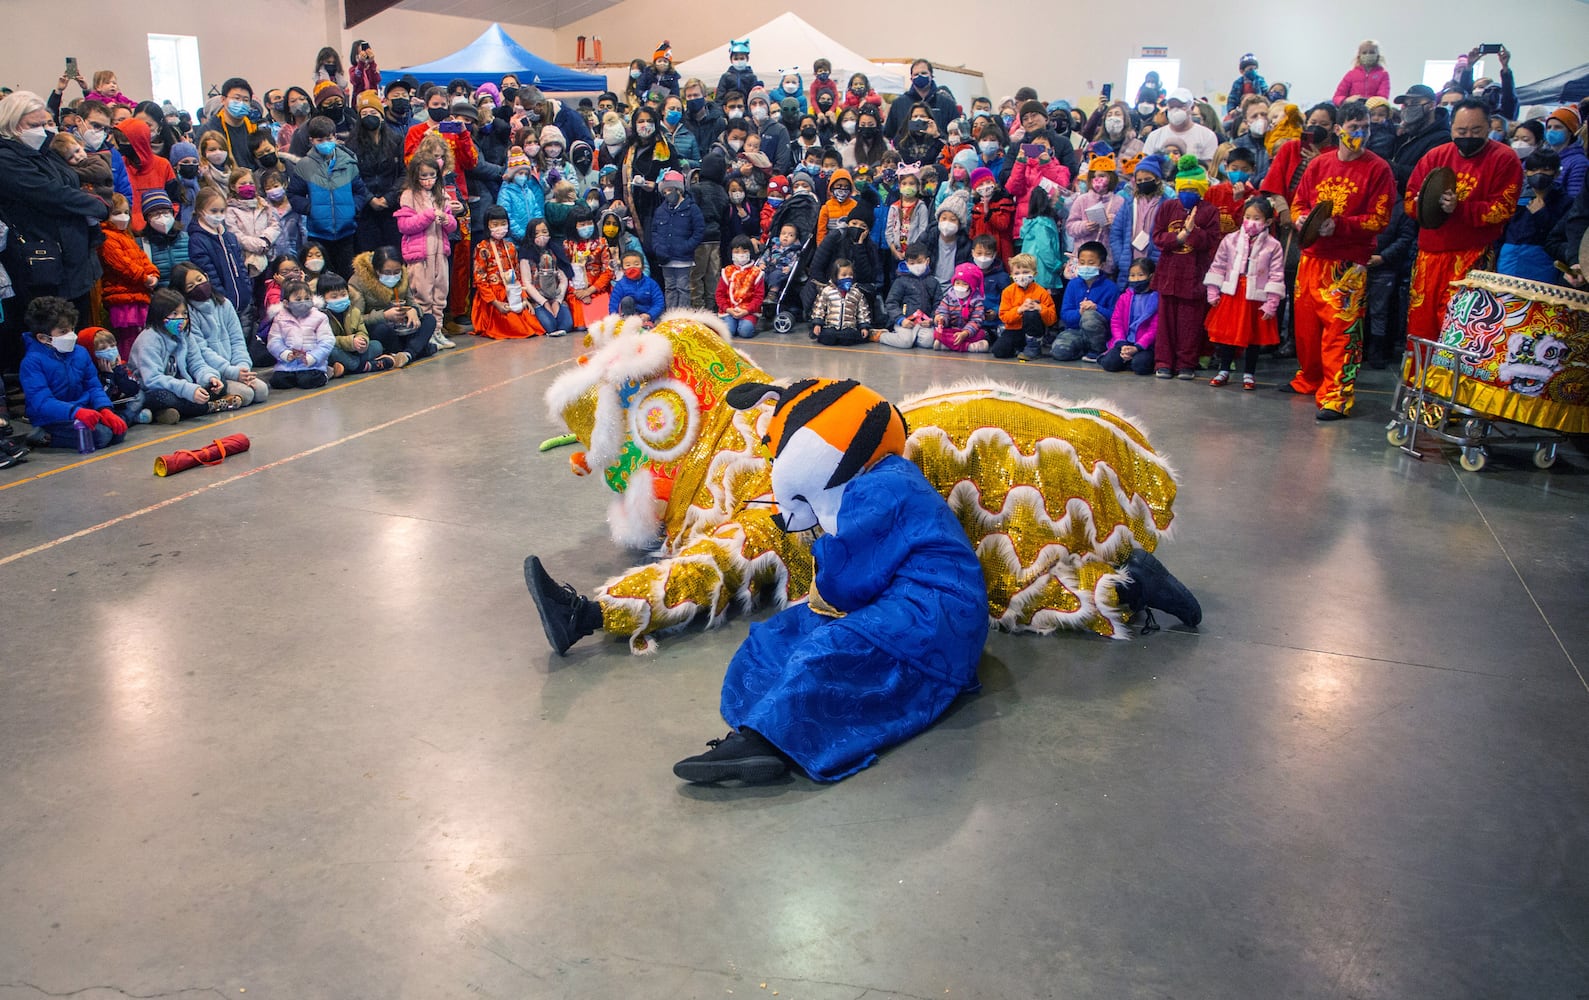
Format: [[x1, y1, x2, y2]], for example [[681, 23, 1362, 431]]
[[1403, 97, 1523, 350]]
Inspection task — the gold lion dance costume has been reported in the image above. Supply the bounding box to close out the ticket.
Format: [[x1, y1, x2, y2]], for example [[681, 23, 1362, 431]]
[[526, 311, 1201, 666]]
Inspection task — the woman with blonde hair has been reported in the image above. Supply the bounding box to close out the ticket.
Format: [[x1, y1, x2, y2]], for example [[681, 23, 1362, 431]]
[[197, 132, 234, 191], [1334, 40, 1390, 103]]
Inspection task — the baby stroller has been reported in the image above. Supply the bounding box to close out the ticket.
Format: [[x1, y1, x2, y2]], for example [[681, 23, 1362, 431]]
[[761, 230, 817, 334]]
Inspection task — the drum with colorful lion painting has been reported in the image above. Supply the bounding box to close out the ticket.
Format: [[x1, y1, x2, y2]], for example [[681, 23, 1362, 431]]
[[1414, 271, 1589, 434]]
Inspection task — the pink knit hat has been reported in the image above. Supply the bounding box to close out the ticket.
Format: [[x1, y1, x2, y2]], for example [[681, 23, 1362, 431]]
[[505, 146, 532, 177]]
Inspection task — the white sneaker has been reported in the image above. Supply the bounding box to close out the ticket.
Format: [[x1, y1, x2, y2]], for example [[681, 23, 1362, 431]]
[[434, 332, 457, 350], [548, 328, 568, 338]]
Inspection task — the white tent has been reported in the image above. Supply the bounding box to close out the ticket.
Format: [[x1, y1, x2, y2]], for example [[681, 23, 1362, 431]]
[[676, 13, 909, 96]]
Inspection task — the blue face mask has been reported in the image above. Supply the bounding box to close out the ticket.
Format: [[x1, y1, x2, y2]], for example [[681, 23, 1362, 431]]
[[1546, 126, 1570, 146], [1227, 169, 1250, 184], [227, 99, 252, 119], [95, 348, 120, 365], [315, 140, 337, 157], [378, 273, 401, 288], [835, 277, 854, 291], [1178, 190, 1201, 208], [163, 316, 188, 336], [1076, 264, 1100, 281], [324, 296, 351, 313], [665, 109, 682, 126]]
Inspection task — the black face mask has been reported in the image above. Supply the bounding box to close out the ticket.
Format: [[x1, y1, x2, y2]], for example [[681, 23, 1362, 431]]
[[851, 227, 867, 242], [427, 106, 448, 123], [501, 87, 519, 105], [390, 98, 411, 119], [800, 126, 818, 139], [178, 162, 199, 179], [1136, 178, 1159, 196], [858, 125, 879, 138], [909, 119, 929, 133], [687, 97, 704, 115], [1303, 124, 1331, 147], [1453, 135, 1487, 158], [1129, 279, 1151, 294], [256, 152, 279, 168], [361, 115, 382, 131]]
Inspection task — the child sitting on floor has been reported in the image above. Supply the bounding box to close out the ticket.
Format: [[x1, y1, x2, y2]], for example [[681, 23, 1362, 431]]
[[19, 298, 129, 450], [267, 278, 335, 389], [934, 261, 987, 352], [83, 327, 151, 424], [875, 242, 941, 349], [808, 258, 872, 345], [716, 236, 766, 338], [1049, 241, 1120, 362], [1098, 258, 1160, 375], [992, 253, 1057, 359], [609, 248, 666, 323]]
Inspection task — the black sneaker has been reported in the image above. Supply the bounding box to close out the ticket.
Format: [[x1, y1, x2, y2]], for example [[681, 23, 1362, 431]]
[[524, 556, 604, 655], [0, 437, 28, 469], [1118, 549, 1202, 629], [673, 729, 789, 784], [1316, 407, 1348, 422]]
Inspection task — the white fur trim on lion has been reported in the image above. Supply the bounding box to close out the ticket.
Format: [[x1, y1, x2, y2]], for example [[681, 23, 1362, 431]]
[[607, 467, 664, 549]]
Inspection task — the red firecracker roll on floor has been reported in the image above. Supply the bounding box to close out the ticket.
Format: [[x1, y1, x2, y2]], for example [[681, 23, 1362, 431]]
[[153, 434, 251, 477]]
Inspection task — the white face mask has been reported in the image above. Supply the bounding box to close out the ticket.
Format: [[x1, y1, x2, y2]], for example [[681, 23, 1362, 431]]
[[204, 213, 226, 229], [972, 255, 994, 268], [1247, 117, 1268, 136], [751, 105, 768, 122], [939, 220, 959, 236], [951, 282, 970, 298], [306, 258, 325, 273], [150, 214, 175, 234], [81, 127, 107, 150], [489, 225, 509, 240], [907, 262, 927, 277], [109, 212, 131, 229], [732, 252, 751, 265], [19, 125, 52, 150], [1105, 117, 1124, 136], [51, 331, 78, 354], [1167, 108, 1189, 127], [842, 120, 857, 135], [1013, 273, 1034, 287]]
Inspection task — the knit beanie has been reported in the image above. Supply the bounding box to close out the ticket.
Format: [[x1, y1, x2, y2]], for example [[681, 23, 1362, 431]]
[[505, 145, 532, 176], [1173, 154, 1208, 195], [1017, 100, 1045, 122], [1365, 96, 1390, 113], [1133, 154, 1165, 180], [969, 166, 994, 189], [790, 169, 817, 192], [172, 141, 199, 164], [748, 86, 770, 107], [356, 90, 383, 117], [767, 175, 790, 198], [847, 203, 871, 225], [141, 189, 174, 216], [940, 189, 971, 226], [1550, 107, 1582, 133], [658, 168, 685, 192], [539, 125, 567, 148], [313, 80, 344, 106], [952, 261, 984, 297], [654, 40, 672, 64], [76, 327, 108, 351], [475, 82, 501, 104]]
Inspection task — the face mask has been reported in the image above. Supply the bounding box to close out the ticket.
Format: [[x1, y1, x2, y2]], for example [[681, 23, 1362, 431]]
[[48, 331, 77, 354], [906, 262, 928, 277], [1337, 128, 1366, 152], [726, 107, 744, 120], [315, 141, 337, 157], [1248, 117, 1268, 136], [685, 97, 705, 116], [149, 213, 175, 233], [973, 254, 994, 269], [360, 114, 382, 131], [81, 127, 107, 150], [1453, 135, 1487, 158], [751, 106, 768, 123], [290, 101, 312, 118], [1129, 279, 1151, 294], [622, 265, 643, 280], [1177, 190, 1201, 208], [1012, 273, 1033, 288], [306, 258, 326, 273], [1546, 127, 1570, 147], [324, 296, 351, 313], [1527, 172, 1555, 191], [391, 98, 411, 118], [1136, 178, 1159, 196], [178, 162, 199, 179], [378, 272, 401, 287], [1227, 169, 1250, 185], [629, 68, 642, 80], [202, 212, 226, 230], [1489, 130, 1505, 143], [1360, 53, 1378, 67], [730, 251, 752, 266], [205, 149, 228, 166], [939, 220, 959, 236], [801, 126, 818, 139], [636, 120, 657, 138], [1242, 217, 1266, 236], [109, 212, 131, 229], [729, 191, 745, 204], [163, 316, 188, 335], [842, 120, 857, 136], [535, 234, 550, 246], [978, 140, 999, 155], [912, 74, 932, 91], [577, 223, 595, 238], [731, 58, 749, 69], [830, 187, 852, 203], [782, 81, 799, 95], [975, 184, 995, 200], [1104, 117, 1124, 137], [1091, 176, 1112, 193], [1401, 105, 1430, 129], [427, 106, 448, 123], [835, 276, 854, 292], [900, 184, 918, 199], [236, 183, 257, 199], [95, 347, 120, 364], [1303, 125, 1329, 147], [1513, 140, 1537, 158], [1076, 264, 1100, 280], [664, 110, 682, 127], [489, 224, 510, 240], [951, 282, 969, 299], [909, 119, 929, 133], [285, 299, 313, 318], [1167, 108, 1189, 127], [227, 100, 251, 118], [186, 279, 213, 300]]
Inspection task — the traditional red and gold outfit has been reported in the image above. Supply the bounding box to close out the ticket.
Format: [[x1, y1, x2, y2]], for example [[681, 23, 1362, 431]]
[[1288, 147, 1395, 414], [1404, 140, 1523, 348], [471, 236, 544, 339], [563, 237, 614, 328]]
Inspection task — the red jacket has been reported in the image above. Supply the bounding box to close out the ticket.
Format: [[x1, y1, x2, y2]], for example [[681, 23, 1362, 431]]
[[970, 189, 1016, 262], [1151, 200, 1221, 298], [715, 263, 766, 313], [1404, 140, 1522, 254]]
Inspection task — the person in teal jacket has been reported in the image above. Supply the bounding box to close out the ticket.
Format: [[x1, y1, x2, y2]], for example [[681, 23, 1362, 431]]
[[1018, 185, 1066, 290]]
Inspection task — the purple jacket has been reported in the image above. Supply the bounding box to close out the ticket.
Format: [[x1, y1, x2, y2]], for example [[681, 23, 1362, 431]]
[[1107, 287, 1158, 353]]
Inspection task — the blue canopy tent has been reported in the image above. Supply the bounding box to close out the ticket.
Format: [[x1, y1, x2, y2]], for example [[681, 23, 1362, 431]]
[[394, 24, 606, 93]]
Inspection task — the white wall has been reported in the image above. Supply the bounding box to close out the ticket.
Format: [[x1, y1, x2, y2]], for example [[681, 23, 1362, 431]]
[[551, 0, 1589, 108], [3, 0, 557, 112]]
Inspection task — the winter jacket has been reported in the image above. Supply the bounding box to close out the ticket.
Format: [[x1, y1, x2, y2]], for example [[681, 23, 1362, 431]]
[[663, 123, 701, 168], [19, 336, 111, 427], [1205, 229, 1286, 303], [684, 102, 727, 154], [395, 189, 459, 263], [403, 122, 479, 199], [756, 120, 793, 176], [1110, 193, 1168, 271], [348, 251, 421, 317], [1373, 198, 1418, 271], [969, 189, 1017, 263], [1107, 287, 1159, 352], [268, 205, 305, 262], [934, 285, 985, 336], [609, 272, 666, 317], [884, 82, 958, 143], [140, 227, 189, 288], [1554, 142, 1588, 202], [998, 281, 1057, 329], [884, 197, 932, 256], [979, 260, 1012, 330], [716, 66, 763, 104], [350, 58, 381, 96], [225, 198, 282, 266], [648, 192, 705, 262], [288, 145, 370, 242], [0, 135, 108, 299], [113, 120, 177, 231], [196, 110, 258, 169], [187, 295, 253, 380], [349, 124, 406, 215], [1006, 154, 1071, 229], [928, 232, 972, 281], [811, 284, 871, 330], [1227, 72, 1270, 113], [693, 151, 731, 243], [1152, 200, 1222, 298], [1333, 64, 1391, 104], [325, 300, 372, 352], [186, 224, 252, 308], [1060, 275, 1120, 328], [811, 227, 882, 291], [715, 263, 766, 313], [1389, 124, 1450, 194], [267, 305, 335, 372], [1066, 190, 1123, 254], [884, 270, 942, 323], [1019, 214, 1066, 290], [129, 322, 218, 397], [498, 174, 547, 242], [97, 224, 158, 306], [1500, 184, 1573, 283], [637, 66, 681, 99]]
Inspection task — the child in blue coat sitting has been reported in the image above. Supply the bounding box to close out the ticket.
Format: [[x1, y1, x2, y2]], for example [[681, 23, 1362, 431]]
[[19, 297, 128, 450], [610, 248, 666, 323], [1050, 241, 1121, 361]]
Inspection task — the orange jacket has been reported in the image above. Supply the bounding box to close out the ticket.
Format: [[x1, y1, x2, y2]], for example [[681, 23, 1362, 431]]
[[97, 224, 158, 306], [998, 281, 1057, 328]]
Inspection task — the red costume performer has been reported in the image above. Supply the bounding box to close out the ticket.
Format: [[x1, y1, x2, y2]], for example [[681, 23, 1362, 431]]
[[1287, 144, 1395, 416], [1403, 139, 1521, 348]]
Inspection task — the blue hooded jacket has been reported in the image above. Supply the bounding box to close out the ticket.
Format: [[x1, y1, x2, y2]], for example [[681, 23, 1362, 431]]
[[19, 336, 112, 426]]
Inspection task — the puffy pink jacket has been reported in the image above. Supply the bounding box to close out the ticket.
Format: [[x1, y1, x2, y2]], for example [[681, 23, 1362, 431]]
[[1107, 288, 1157, 353], [1204, 228, 1285, 304], [1006, 155, 1071, 228], [1333, 64, 1391, 103], [395, 190, 458, 263]]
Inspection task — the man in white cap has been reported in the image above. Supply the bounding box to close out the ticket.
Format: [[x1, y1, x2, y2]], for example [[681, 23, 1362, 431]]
[[1144, 87, 1218, 164]]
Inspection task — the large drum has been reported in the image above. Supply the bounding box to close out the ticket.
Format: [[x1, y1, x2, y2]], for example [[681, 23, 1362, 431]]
[[1414, 271, 1589, 434]]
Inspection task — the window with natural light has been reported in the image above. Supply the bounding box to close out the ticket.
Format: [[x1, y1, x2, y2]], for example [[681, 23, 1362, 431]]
[[147, 33, 202, 115]]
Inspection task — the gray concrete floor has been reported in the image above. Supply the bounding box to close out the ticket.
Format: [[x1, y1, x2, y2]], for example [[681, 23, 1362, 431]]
[[2, 332, 1587, 1000]]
